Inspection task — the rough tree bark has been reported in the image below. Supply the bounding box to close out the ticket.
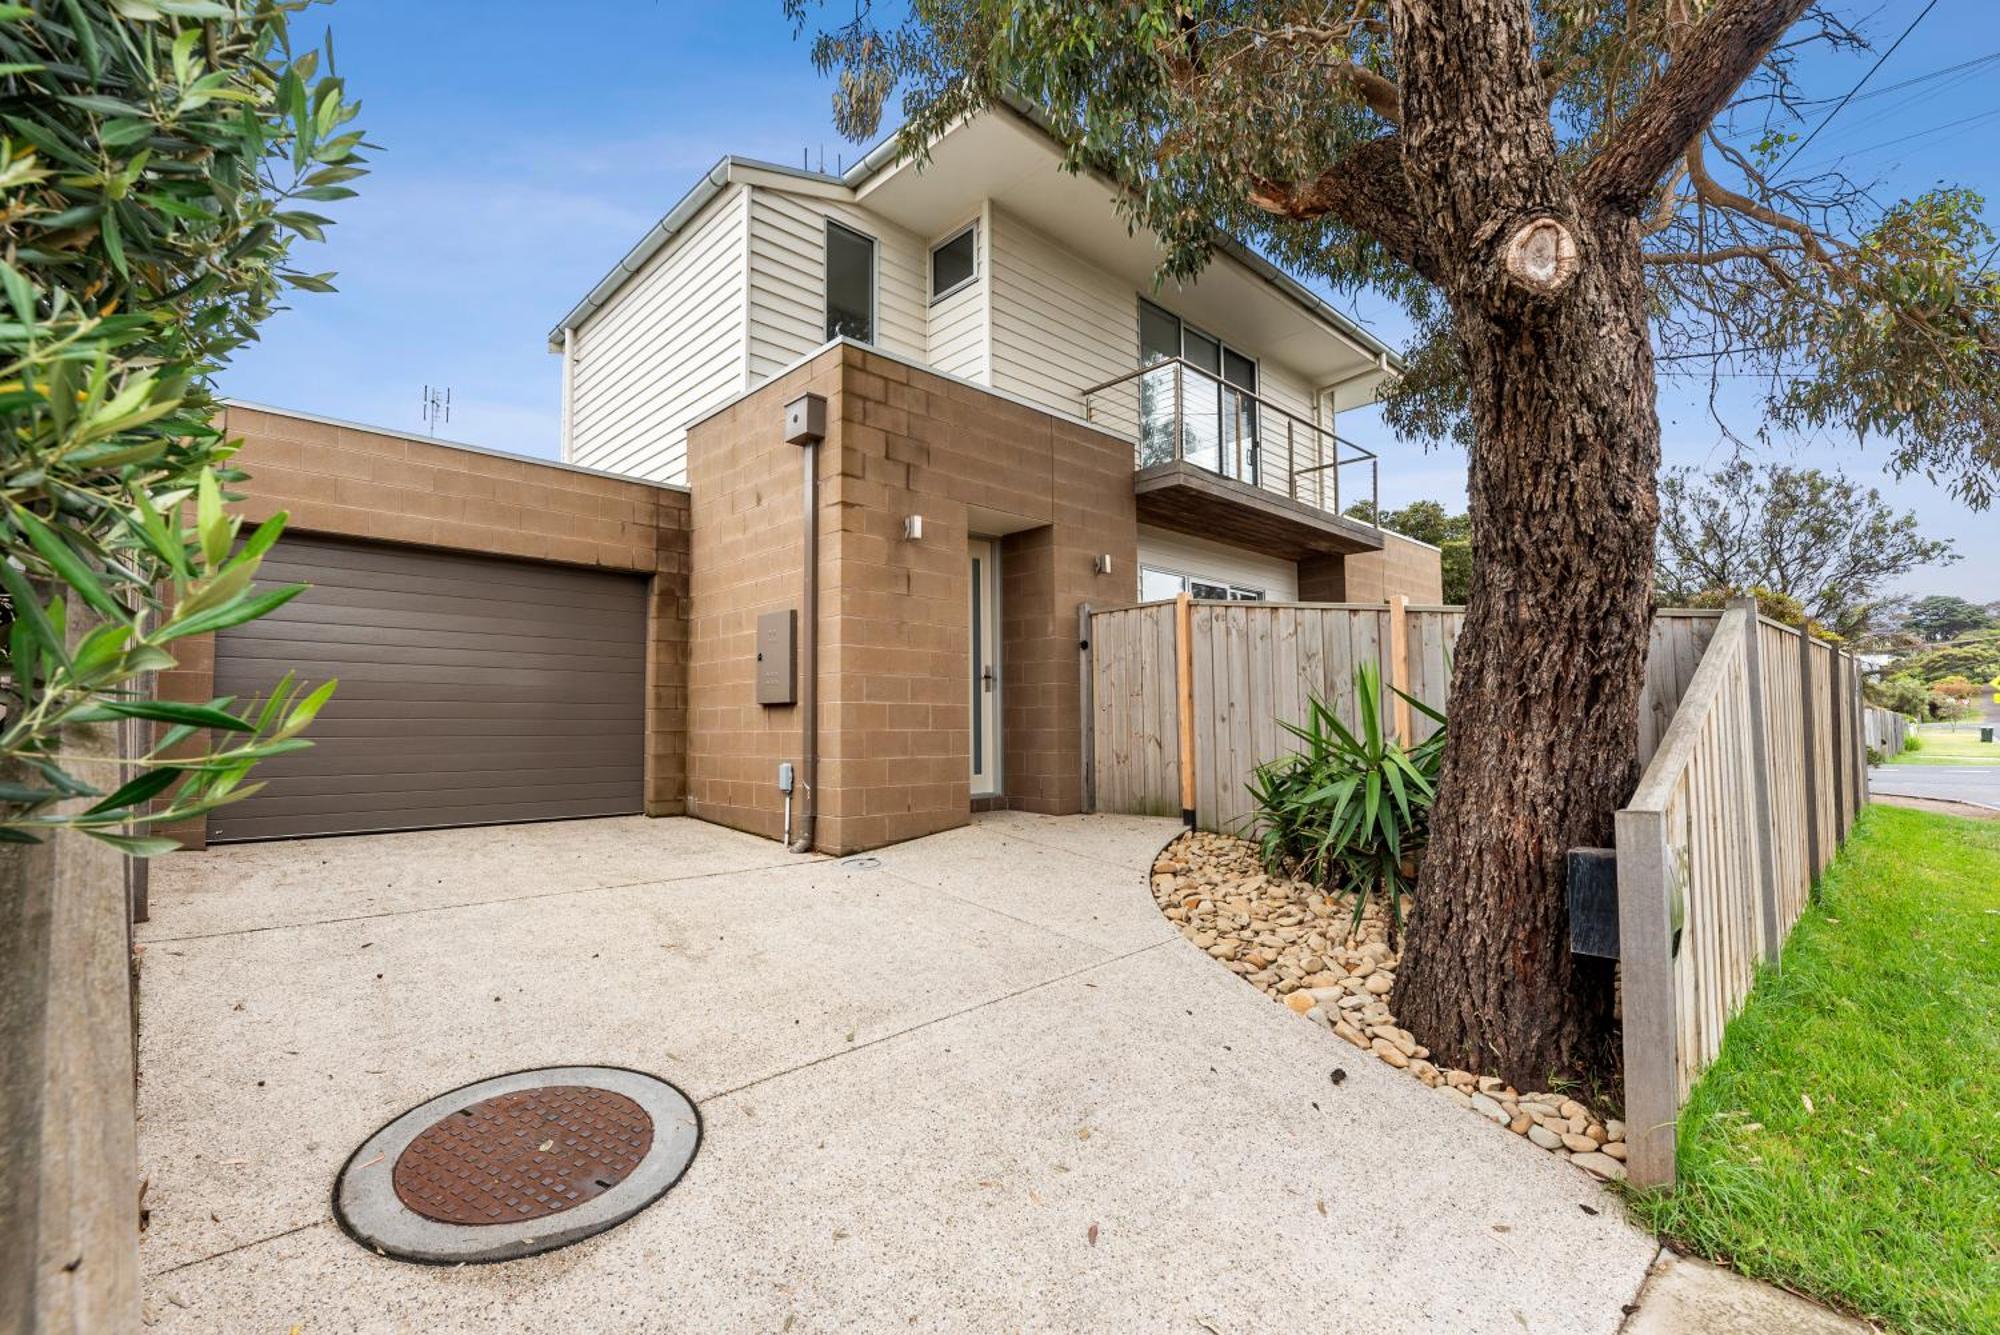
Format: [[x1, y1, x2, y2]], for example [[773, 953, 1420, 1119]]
[[1372, 0, 1813, 1090]]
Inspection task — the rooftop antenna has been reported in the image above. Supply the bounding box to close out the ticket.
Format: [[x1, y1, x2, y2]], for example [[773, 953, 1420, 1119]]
[[421, 384, 451, 437]]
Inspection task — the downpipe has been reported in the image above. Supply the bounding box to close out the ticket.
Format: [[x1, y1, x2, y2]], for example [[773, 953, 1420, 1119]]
[[786, 395, 823, 854]]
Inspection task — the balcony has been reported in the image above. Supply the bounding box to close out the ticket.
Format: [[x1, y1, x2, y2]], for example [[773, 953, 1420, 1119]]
[[1081, 358, 1385, 559]]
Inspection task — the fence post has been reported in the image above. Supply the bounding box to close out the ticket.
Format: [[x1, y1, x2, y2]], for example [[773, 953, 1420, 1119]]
[[1829, 648, 1849, 843], [1614, 804, 1679, 1189], [1078, 603, 1095, 815], [1175, 592, 1196, 828], [1796, 626, 1823, 885], [1386, 594, 1412, 743], [1850, 654, 1869, 810], [1730, 600, 1782, 965]]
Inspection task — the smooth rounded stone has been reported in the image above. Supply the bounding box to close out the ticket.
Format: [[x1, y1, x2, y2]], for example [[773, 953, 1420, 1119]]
[[1308, 986, 1345, 1004], [1527, 1124, 1565, 1151], [1559, 1099, 1587, 1120], [1570, 1152, 1626, 1182], [1407, 1058, 1437, 1082], [1586, 1124, 1607, 1145], [1518, 1100, 1560, 1119], [1605, 1119, 1626, 1142], [1561, 1133, 1598, 1154], [1438, 1086, 1473, 1110], [1469, 1093, 1509, 1125], [1336, 994, 1369, 1011], [1333, 1020, 1369, 1050], [1445, 1070, 1477, 1091], [1208, 942, 1238, 961], [1507, 1115, 1532, 1135], [1370, 1038, 1410, 1069], [1601, 1141, 1627, 1161], [1476, 1076, 1506, 1094], [1285, 991, 1316, 1015], [1349, 958, 1377, 980], [1365, 974, 1394, 995]]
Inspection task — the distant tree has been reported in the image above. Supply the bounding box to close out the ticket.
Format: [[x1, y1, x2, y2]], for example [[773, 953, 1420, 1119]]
[[1905, 595, 1996, 643], [1348, 499, 1472, 604], [1656, 457, 1953, 634], [1887, 629, 2000, 689], [1929, 676, 1980, 723], [1864, 674, 1928, 719]]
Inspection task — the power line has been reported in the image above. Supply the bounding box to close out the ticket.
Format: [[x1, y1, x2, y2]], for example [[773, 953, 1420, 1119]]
[[1796, 48, 2000, 107], [1772, 0, 1939, 178]]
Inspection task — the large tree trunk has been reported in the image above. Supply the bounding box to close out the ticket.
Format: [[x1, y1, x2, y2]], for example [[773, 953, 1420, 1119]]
[[1392, 218, 1661, 1089], [1385, 0, 1663, 1091]]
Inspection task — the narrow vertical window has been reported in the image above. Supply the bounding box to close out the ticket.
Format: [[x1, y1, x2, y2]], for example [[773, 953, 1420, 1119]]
[[825, 221, 875, 343], [930, 223, 978, 301]]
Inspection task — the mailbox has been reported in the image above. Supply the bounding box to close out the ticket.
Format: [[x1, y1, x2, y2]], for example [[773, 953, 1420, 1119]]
[[756, 609, 797, 705]]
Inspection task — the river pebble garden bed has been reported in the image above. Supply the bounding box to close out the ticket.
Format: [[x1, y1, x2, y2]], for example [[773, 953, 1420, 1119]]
[[1152, 829, 1629, 1182]]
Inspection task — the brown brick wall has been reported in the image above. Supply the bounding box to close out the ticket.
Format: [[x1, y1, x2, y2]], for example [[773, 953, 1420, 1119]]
[[1299, 531, 1444, 604], [158, 405, 690, 847], [684, 344, 1136, 854]]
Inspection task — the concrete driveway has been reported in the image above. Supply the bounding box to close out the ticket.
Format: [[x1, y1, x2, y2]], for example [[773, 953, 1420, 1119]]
[[137, 812, 1661, 1333]]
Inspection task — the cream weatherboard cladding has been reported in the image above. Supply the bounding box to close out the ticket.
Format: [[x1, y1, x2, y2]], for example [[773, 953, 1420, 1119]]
[[984, 205, 1334, 501], [563, 175, 1360, 495], [567, 183, 749, 483], [746, 188, 927, 379], [925, 208, 988, 381]]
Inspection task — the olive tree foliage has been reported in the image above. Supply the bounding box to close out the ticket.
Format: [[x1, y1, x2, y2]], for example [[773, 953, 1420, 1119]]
[[785, 1, 2000, 510], [1655, 454, 1954, 634], [0, 0, 365, 853]]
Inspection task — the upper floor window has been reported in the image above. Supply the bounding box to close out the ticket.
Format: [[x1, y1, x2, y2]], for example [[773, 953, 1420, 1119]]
[[825, 221, 875, 343], [930, 223, 978, 302]]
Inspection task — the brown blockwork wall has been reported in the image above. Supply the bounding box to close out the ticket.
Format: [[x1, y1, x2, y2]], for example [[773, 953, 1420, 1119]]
[[1299, 531, 1444, 603], [685, 344, 1137, 854], [158, 405, 691, 847]]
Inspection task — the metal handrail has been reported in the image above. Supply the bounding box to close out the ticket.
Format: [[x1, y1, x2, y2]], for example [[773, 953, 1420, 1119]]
[[1080, 356, 1380, 528]]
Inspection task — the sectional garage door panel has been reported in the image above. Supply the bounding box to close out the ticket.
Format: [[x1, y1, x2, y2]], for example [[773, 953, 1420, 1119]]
[[208, 535, 648, 842]]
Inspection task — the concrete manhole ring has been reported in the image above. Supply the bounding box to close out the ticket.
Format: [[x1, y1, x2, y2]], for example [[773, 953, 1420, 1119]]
[[333, 1065, 700, 1264]]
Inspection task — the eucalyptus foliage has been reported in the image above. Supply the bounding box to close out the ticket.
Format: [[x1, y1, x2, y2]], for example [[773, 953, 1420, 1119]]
[[787, 1, 2000, 508], [1, 0, 365, 852], [1246, 662, 1445, 937]]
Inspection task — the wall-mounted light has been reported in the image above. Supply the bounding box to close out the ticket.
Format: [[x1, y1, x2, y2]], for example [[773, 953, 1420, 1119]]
[[1093, 554, 1114, 576], [903, 515, 924, 542]]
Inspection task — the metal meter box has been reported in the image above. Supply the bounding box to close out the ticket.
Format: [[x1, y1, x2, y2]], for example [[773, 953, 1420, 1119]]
[[756, 610, 797, 705], [783, 393, 827, 445]]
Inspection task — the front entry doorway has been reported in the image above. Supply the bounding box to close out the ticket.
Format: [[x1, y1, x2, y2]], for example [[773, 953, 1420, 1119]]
[[969, 537, 1001, 797]]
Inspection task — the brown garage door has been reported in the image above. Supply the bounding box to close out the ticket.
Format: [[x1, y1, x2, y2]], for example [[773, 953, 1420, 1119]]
[[208, 535, 648, 842]]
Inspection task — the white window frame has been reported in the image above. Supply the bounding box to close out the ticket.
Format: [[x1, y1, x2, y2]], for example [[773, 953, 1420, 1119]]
[[824, 218, 878, 345], [1139, 564, 1266, 602], [929, 221, 979, 304]]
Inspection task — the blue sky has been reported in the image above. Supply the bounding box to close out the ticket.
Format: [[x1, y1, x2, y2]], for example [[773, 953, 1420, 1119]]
[[221, 0, 1998, 602]]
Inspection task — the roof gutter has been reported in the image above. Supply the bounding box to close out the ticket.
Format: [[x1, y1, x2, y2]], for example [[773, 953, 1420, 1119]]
[[546, 159, 733, 349]]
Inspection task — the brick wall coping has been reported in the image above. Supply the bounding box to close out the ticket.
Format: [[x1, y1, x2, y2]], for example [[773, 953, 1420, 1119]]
[[220, 399, 691, 494], [681, 336, 1134, 448]]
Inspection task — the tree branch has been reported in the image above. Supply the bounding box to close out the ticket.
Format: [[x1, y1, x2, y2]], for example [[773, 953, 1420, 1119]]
[[1580, 0, 1815, 213], [1245, 135, 1438, 282]]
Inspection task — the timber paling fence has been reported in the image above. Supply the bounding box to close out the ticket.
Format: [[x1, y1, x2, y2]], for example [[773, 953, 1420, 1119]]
[[1863, 705, 1910, 758], [1081, 594, 1870, 1189]]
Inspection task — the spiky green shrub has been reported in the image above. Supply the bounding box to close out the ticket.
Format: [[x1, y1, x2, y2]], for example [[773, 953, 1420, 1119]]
[[1245, 662, 1446, 936]]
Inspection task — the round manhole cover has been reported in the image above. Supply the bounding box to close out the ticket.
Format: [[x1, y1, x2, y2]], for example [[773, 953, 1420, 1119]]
[[335, 1067, 699, 1264]]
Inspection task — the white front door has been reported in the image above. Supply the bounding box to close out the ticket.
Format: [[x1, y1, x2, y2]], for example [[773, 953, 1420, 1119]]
[[969, 538, 1000, 796]]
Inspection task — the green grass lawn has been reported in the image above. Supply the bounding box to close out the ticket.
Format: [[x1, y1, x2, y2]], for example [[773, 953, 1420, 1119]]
[[1631, 805, 1999, 1335], [1888, 724, 2000, 766]]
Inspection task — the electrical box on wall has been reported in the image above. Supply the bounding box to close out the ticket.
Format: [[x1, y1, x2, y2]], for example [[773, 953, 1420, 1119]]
[[756, 610, 798, 705]]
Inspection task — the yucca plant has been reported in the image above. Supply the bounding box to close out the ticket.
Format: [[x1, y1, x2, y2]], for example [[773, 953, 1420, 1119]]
[[1245, 661, 1446, 937]]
